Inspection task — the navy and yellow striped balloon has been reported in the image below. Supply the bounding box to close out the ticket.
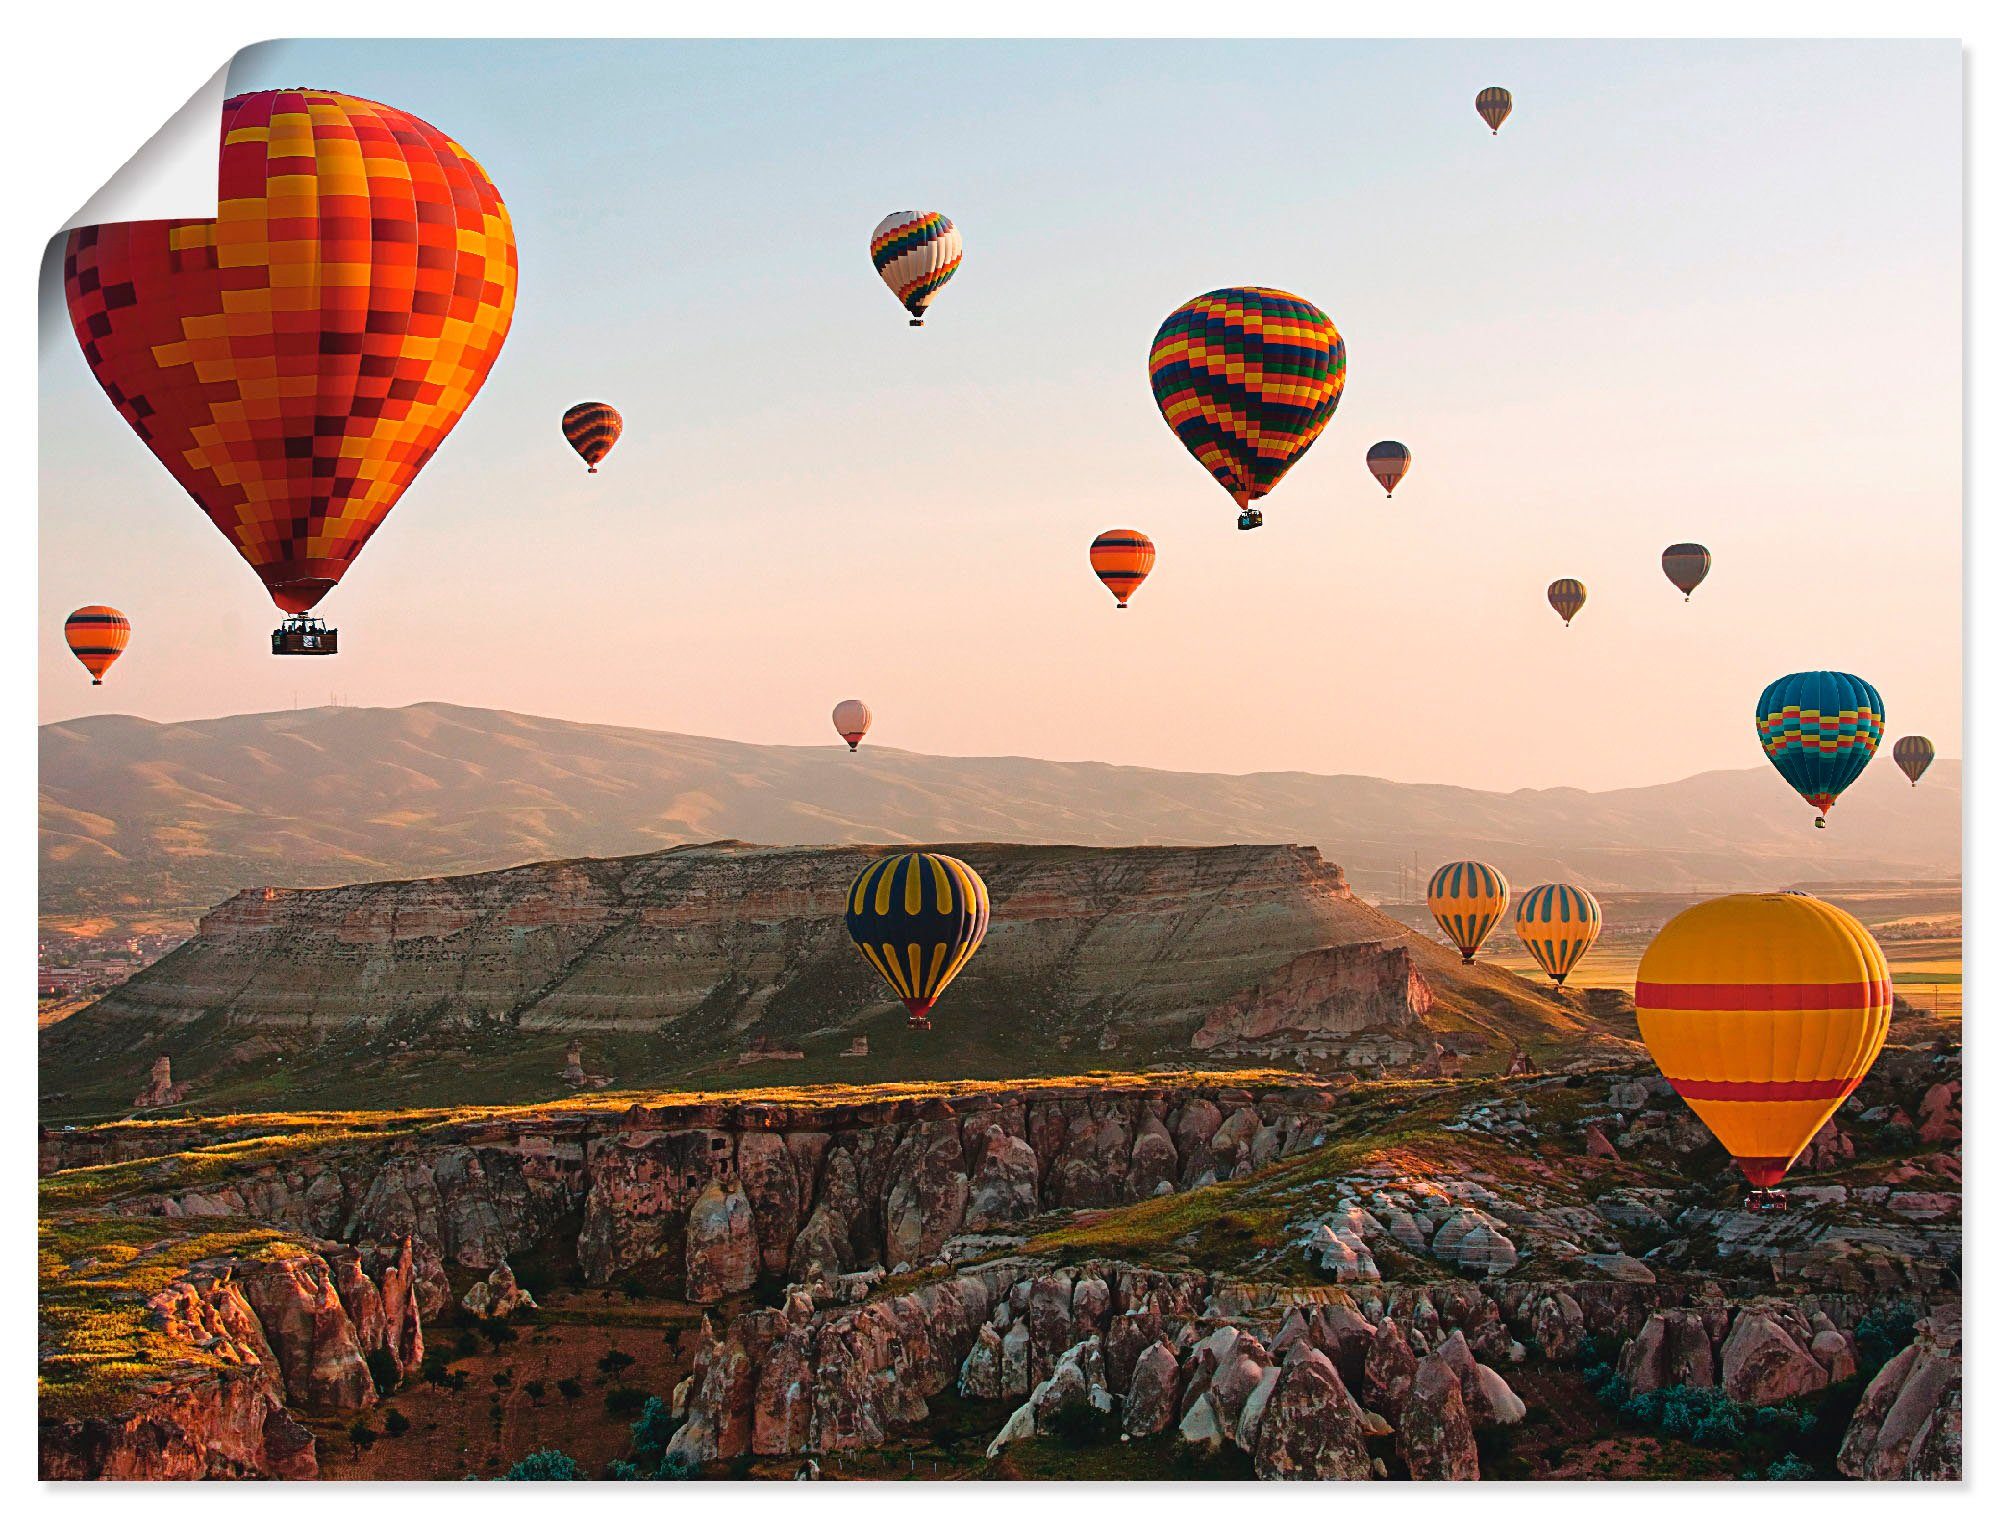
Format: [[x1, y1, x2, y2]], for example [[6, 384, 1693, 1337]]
[[845, 852, 991, 1028], [1427, 860, 1510, 964], [1514, 883, 1602, 986]]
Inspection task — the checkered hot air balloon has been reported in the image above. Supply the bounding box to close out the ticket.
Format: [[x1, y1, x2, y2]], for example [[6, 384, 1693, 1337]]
[[844, 852, 990, 1029], [561, 403, 622, 473], [1755, 671, 1884, 828], [63, 606, 129, 685], [870, 212, 961, 326], [1148, 288, 1346, 525], [1636, 893, 1891, 1206], [1089, 529, 1155, 608], [1514, 884, 1602, 987], [63, 90, 518, 625]]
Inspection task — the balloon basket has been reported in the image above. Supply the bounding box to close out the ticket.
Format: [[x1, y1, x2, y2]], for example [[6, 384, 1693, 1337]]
[[1746, 1190, 1788, 1215], [271, 615, 338, 656]]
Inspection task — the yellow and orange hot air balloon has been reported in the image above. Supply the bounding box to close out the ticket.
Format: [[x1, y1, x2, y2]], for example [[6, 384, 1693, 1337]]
[[1514, 883, 1601, 986], [1089, 529, 1155, 608], [63, 90, 518, 636], [64, 606, 130, 685], [1427, 860, 1510, 964], [1635, 893, 1892, 1205]]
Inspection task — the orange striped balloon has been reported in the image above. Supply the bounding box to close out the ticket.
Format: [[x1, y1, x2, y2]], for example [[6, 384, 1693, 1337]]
[[1514, 883, 1602, 985], [562, 402, 623, 472], [1636, 893, 1892, 1193], [1089, 529, 1156, 608], [64, 606, 130, 685]]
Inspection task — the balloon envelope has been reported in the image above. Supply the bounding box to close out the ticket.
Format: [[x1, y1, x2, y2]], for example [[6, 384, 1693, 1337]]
[[1636, 892, 1892, 1190], [1148, 287, 1346, 512], [64, 606, 129, 685], [1427, 860, 1510, 963], [562, 403, 622, 472], [1089, 529, 1155, 607], [1477, 86, 1514, 133], [63, 90, 518, 614], [1755, 671, 1884, 822], [1893, 735, 1935, 786], [1661, 543, 1712, 600], [1367, 441, 1411, 496], [832, 699, 872, 752], [870, 212, 961, 323], [845, 852, 991, 1027], [1547, 578, 1587, 625], [1514, 883, 1601, 985]]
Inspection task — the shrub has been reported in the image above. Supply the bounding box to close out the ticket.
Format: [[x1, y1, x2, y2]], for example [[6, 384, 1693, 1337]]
[[365, 1347, 401, 1396], [1752, 1454, 1819, 1481], [492, 1369, 513, 1388], [524, 1379, 548, 1403], [1855, 1304, 1920, 1377], [605, 1459, 645, 1481], [658, 1449, 701, 1480], [630, 1395, 678, 1461], [557, 1376, 583, 1402], [502, 1448, 583, 1481], [1041, 1399, 1118, 1447], [421, 1355, 452, 1388], [384, 1409, 411, 1438], [598, 1349, 636, 1382], [348, 1419, 378, 1452], [605, 1385, 648, 1418], [475, 1318, 518, 1349]]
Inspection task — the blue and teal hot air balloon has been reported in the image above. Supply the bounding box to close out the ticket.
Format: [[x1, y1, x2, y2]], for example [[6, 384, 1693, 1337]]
[[845, 851, 991, 1029], [1755, 671, 1885, 828]]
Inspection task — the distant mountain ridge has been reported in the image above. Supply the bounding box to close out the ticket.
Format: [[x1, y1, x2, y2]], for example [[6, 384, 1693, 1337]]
[[40, 701, 1959, 926]]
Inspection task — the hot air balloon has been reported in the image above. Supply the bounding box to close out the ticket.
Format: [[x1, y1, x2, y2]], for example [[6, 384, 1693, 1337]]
[[63, 91, 517, 654], [1514, 884, 1601, 986], [870, 212, 961, 326], [1148, 288, 1346, 531], [1635, 892, 1892, 1209], [832, 700, 872, 752], [1894, 735, 1936, 786], [1089, 529, 1155, 608], [845, 851, 991, 1029], [1427, 860, 1510, 964], [562, 403, 622, 473], [64, 606, 129, 686], [1476, 87, 1513, 134], [1755, 671, 1884, 828], [1366, 441, 1411, 497], [1547, 578, 1586, 626], [1661, 543, 1711, 601]]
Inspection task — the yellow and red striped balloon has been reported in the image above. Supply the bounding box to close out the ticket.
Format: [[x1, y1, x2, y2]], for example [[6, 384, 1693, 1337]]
[[1635, 893, 1892, 1193], [1514, 883, 1602, 985], [1427, 860, 1509, 963], [1089, 529, 1155, 608], [64, 606, 130, 685]]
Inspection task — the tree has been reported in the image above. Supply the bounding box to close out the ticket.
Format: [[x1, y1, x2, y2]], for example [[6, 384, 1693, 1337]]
[[524, 1379, 548, 1404], [365, 1347, 401, 1396], [598, 1349, 636, 1383], [557, 1377, 583, 1402], [502, 1449, 583, 1481], [384, 1409, 411, 1438], [348, 1419, 378, 1455]]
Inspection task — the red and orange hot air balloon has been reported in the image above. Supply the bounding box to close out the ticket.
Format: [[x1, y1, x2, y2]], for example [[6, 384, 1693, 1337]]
[[64, 606, 130, 685], [63, 90, 518, 644], [561, 402, 622, 472], [1089, 529, 1155, 608]]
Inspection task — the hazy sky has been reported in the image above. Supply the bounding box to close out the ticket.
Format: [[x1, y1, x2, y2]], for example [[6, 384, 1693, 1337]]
[[38, 39, 1961, 790]]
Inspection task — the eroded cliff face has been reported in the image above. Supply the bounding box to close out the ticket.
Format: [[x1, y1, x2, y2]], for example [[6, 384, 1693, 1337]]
[[1192, 942, 1432, 1053]]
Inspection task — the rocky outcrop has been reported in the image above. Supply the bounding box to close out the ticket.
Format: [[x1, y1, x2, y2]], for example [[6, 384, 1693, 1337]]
[[132, 1055, 192, 1109], [1719, 1305, 1830, 1406], [1251, 1346, 1373, 1480], [1618, 1309, 1717, 1395], [1398, 1354, 1479, 1480], [1191, 942, 1431, 1055], [1839, 1308, 1962, 1480], [461, 1259, 536, 1320]]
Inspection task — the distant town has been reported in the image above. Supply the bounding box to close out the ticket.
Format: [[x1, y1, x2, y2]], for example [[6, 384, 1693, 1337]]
[[37, 931, 184, 1003]]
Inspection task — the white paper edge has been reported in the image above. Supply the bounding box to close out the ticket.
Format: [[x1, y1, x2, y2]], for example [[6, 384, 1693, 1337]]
[[57, 59, 234, 233]]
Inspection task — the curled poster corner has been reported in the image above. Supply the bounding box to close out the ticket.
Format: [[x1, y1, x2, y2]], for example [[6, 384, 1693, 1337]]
[[59, 59, 234, 233]]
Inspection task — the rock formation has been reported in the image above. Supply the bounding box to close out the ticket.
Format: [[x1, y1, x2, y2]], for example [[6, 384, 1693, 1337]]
[[131, 1054, 191, 1109]]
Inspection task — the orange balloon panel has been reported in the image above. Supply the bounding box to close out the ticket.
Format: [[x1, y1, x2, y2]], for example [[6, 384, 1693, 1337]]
[[63, 90, 518, 613], [1635, 893, 1892, 1188]]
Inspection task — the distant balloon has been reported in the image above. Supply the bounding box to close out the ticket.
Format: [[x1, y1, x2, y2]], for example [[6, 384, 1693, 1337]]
[[64, 606, 129, 686], [1089, 529, 1156, 609], [1547, 578, 1587, 626], [561, 403, 622, 473], [1366, 441, 1412, 497], [870, 212, 961, 326], [1636, 892, 1891, 1203], [1148, 287, 1346, 525], [1476, 86, 1514, 134], [1893, 735, 1935, 787], [64, 90, 517, 620], [1661, 543, 1712, 601], [1427, 860, 1510, 964], [1514, 884, 1601, 987], [845, 851, 991, 1029], [1756, 671, 1884, 828], [832, 699, 872, 752]]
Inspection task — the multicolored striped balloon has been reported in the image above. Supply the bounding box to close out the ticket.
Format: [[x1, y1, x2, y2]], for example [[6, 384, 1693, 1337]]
[[1089, 529, 1156, 608], [845, 851, 991, 1028], [64, 90, 517, 618], [1514, 883, 1602, 986], [1661, 543, 1712, 600], [64, 606, 130, 685], [870, 212, 961, 326], [561, 403, 622, 473], [1148, 287, 1346, 515], [1476, 86, 1513, 134], [1366, 441, 1411, 497], [1755, 671, 1884, 827], [1427, 860, 1510, 964], [832, 699, 872, 752], [1635, 892, 1892, 1196], [1894, 735, 1936, 786], [1547, 578, 1587, 626]]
